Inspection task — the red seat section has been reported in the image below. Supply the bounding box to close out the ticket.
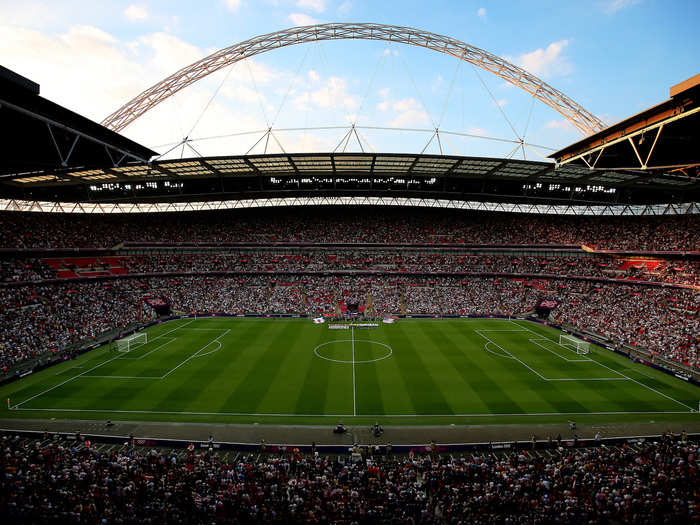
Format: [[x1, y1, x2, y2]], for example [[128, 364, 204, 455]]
[[617, 258, 663, 271], [43, 256, 129, 279]]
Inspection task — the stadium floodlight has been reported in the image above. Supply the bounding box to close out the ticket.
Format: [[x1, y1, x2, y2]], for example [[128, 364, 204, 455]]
[[117, 333, 148, 353], [559, 334, 590, 355]]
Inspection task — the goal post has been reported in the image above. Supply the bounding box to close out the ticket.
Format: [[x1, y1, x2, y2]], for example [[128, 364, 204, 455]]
[[559, 333, 590, 355], [117, 332, 148, 353]]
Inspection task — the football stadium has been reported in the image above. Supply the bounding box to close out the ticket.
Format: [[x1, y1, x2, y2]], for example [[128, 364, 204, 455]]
[[1, 4, 699, 523]]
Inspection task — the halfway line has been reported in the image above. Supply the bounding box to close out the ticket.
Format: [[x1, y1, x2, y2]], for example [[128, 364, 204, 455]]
[[351, 326, 357, 416]]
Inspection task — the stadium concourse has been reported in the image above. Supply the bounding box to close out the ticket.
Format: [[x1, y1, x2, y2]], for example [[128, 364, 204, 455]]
[[0, 208, 698, 375]]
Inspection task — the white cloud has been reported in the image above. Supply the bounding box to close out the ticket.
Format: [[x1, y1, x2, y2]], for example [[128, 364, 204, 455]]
[[222, 85, 266, 104], [311, 77, 358, 109], [390, 110, 430, 127], [288, 13, 318, 26], [477, 7, 486, 18], [0, 23, 227, 151], [337, 1, 352, 15], [230, 58, 280, 85], [467, 127, 489, 136], [272, 131, 336, 154], [432, 74, 444, 93], [66, 24, 119, 45], [389, 98, 430, 127], [139, 32, 203, 74], [496, 99, 507, 107], [163, 15, 180, 33], [124, 5, 148, 21], [216, 59, 283, 105], [0, 18, 390, 156], [291, 76, 360, 117], [371, 96, 431, 126], [296, 0, 326, 13], [292, 91, 311, 111], [224, 0, 242, 11], [1, 14, 464, 157], [603, 0, 640, 13], [546, 119, 575, 131], [0, 2, 68, 30], [392, 98, 419, 112], [13, 25, 125, 92], [512, 40, 572, 77]]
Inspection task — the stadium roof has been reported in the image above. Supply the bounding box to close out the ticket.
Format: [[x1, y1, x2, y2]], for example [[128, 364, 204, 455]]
[[1, 61, 698, 214], [0, 65, 156, 178], [551, 73, 700, 176], [2, 195, 697, 216], [2, 152, 698, 208]]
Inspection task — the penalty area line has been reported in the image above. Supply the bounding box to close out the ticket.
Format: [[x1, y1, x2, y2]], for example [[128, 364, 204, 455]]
[[510, 319, 696, 412], [193, 340, 222, 358], [55, 366, 86, 375], [476, 329, 548, 380], [478, 330, 630, 382], [159, 329, 231, 379], [11, 318, 197, 410], [79, 375, 163, 379], [179, 328, 232, 331], [12, 353, 123, 409]]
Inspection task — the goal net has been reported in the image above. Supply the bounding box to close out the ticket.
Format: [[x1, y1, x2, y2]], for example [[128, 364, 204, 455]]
[[117, 333, 148, 353], [559, 334, 590, 355]]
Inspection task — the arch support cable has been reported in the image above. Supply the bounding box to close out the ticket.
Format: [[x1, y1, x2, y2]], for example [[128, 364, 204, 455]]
[[102, 23, 605, 136]]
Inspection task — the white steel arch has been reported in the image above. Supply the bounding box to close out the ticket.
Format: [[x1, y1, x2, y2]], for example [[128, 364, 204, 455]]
[[102, 23, 606, 136]]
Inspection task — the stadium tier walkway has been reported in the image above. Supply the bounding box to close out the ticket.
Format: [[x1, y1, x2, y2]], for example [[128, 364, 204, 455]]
[[1, 418, 699, 447]]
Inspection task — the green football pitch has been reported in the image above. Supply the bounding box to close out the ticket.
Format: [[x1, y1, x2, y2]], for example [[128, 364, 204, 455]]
[[2, 317, 699, 426]]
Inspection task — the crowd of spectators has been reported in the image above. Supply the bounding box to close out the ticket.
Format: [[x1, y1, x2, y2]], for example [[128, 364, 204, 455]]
[[107, 253, 700, 286], [0, 275, 697, 371], [0, 281, 155, 370], [0, 207, 697, 371], [553, 284, 699, 369], [0, 432, 697, 523], [1, 208, 698, 251], [3, 253, 699, 287], [1, 209, 698, 521], [0, 258, 54, 283]]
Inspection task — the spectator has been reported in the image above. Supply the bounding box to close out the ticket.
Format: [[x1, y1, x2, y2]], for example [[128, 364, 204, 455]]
[[0, 433, 696, 523]]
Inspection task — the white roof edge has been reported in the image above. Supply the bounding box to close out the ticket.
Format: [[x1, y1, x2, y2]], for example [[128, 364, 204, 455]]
[[0, 197, 698, 216]]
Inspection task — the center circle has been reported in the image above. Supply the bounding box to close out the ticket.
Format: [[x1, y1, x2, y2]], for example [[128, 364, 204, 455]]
[[314, 339, 393, 364]]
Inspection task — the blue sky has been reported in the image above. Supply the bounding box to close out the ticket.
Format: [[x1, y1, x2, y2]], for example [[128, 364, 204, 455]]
[[1, 0, 698, 160]]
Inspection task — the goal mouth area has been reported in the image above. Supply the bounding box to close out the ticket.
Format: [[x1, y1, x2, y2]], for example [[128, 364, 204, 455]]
[[559, 333, 591, 355], [117, 333, 148, 353]]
